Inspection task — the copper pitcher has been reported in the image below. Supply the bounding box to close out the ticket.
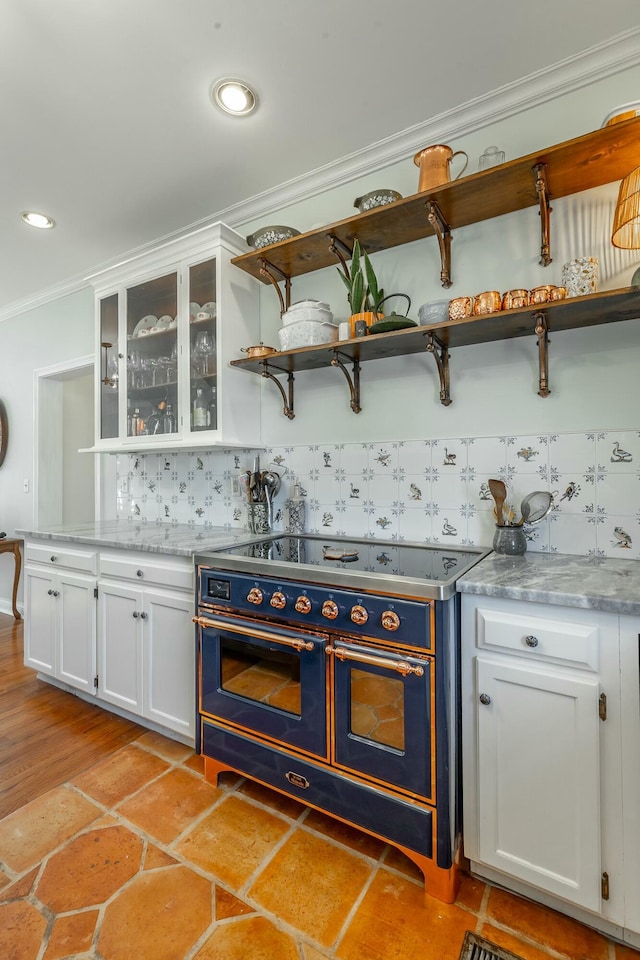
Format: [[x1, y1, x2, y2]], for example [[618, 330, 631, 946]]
[[413, 144, 469, 192]]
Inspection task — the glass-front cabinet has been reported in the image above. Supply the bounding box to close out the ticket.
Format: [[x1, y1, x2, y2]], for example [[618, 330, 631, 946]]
[[88, 223, 260, 451]]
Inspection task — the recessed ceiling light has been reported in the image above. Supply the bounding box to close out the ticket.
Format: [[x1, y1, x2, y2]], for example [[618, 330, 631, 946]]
[[22, 211, 55, 229], [211, 78, 257, 116]]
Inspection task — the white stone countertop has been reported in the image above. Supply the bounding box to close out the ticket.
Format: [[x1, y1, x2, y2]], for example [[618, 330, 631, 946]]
[[16, 520, 256, 558], [457, 551, 640, 615]]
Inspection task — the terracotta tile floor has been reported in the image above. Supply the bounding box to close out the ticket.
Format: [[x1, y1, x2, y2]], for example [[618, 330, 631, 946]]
[[0, 730, 638, 960]]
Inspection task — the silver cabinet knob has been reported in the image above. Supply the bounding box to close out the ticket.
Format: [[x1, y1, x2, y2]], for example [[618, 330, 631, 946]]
[[479, 693, 492, 705], [140, 611, 148, 619], [136, 569, 144, 578], [524, 635, 539, 648], [132, 611, 139, 619], [48, 589, 54, 595], [50, 555, 57, 562]]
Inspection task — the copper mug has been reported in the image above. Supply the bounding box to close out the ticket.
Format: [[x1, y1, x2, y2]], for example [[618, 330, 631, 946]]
[[549, 285, 567, 301], [414, 144, 469, 192], [502, 288, 529, 310], [529, 285, 555, 305], [448, 296, 473, 320], [473, 290, 502, 315]]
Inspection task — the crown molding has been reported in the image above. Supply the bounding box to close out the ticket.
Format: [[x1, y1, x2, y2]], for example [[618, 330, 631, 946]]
[[2, 26, 639, 324]]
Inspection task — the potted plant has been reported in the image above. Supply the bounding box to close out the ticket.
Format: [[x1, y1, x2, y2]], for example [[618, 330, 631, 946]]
[[338, 239, 383, 335]]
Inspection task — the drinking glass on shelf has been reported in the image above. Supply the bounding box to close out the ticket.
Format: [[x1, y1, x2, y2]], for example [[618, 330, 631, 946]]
[[194, 330, 216, 376]]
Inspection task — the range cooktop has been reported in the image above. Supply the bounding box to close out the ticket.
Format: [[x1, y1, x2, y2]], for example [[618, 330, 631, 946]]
[[196, 534, 489, 601]]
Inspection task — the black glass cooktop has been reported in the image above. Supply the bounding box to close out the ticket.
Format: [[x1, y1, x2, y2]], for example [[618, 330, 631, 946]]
[[200, 535, 488, 600]]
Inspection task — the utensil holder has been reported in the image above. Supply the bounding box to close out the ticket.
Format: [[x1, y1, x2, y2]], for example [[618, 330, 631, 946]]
[[493, 524, 527, 556], [247, 503, 270, 535]]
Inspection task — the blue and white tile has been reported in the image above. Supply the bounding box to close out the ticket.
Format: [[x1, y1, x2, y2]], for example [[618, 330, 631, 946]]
[[597, 430, 639, 473], [336, 443, 368, 474], [313, 473, 341, 504], [431, 438, 466, 472], [397, 509, 432, 543], [548, 513, 595, 557], [400, 474, 429, 506], [523, 516, 551, 554], [544, 432, 595, 475], [506, 435, 548, 474], [369, 472, 400, 506], [398, 440, 431, 475], [365, 509, 398, 540], [548, 474, 586, 516], [596, 514, 639, 559], [467, 511, 494, 549], [430, 510, 466, 546], [594, 472, 640, 517], [431, 473, 468, 511], [464, 436, 505, 475], [367, 442, 399, 473], [471, 475, 498, 514], [339, 474, 368, 505]]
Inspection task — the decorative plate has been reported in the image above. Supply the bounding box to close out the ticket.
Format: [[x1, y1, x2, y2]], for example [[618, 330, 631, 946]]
[[246, 225, 301, 249], [132, 315, 158, 337]]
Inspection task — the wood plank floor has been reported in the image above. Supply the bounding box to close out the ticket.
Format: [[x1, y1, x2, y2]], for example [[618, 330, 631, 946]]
[[0, 612, 143, 820]]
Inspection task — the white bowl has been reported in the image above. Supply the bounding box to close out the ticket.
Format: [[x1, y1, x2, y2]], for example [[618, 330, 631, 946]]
[[418, 299, 449, 326], [282, 300, 333, 325], [278, 320, 338, 350]]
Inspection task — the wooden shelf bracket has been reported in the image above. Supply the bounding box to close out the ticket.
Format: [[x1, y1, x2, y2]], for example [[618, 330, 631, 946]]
[[425, 333, 452, 406], [259, 258, 292, 316], [261, 360, 295, 418], [534, 312, 550, 397], [426, 201, 453, 288], [327, 234, 353, 280], [331, 350, 362, 413], [533, 163, 552, 267]]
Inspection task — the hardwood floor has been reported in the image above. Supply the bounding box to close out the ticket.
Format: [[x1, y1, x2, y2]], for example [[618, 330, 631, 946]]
[[0, 612, 143, 820]]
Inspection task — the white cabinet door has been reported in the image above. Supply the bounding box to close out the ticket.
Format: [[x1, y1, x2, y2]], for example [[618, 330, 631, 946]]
[[620, 617, 640, 936], [57, 572, 97, 694], [98, 581, 142, 713], [475, 655, 602, 911], [24, 566, 56, 674], [143, 588, 194, 738]]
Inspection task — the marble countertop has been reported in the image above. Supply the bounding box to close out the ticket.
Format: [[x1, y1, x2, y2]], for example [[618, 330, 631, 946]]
[[457, 552, 640, 615], [16, 520, 256, 559]]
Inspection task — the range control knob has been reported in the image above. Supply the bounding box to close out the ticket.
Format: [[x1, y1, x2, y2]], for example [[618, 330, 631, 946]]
[[381, 610, 400, 632], [270, 591, 286, 610], [247, 587, 263, 605], [322, 600, 339, 620], [350, 604, 369, 625], [295, 595, 312, 615]]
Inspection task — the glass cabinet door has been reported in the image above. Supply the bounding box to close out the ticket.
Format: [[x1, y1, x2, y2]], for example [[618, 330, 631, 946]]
[[188, 258, 217, 432], [99, 293, 119, 440], [126, 272, 178, 439]]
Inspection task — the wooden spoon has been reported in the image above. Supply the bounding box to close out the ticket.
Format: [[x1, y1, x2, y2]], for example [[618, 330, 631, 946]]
[[489, 478, 507, 526]]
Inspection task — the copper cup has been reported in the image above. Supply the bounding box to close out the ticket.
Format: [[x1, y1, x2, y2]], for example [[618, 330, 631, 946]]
[[448, 296, 473, 320], [529, 285, 555, 305], [549, 285, 567, 301], [502, 288, 529, 310], [473, 290, 502, 315]]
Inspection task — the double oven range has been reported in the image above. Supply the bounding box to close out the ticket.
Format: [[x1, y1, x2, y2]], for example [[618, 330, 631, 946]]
[[194, 534, 486, 902]]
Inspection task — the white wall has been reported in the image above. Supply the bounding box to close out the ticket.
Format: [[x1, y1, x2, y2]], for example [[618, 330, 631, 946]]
[[2, 59, 640, 607], [62, 374, 94, 524]]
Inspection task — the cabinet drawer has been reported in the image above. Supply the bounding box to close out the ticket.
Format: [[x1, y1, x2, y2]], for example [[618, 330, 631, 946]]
[[476, 606, 599, 671], [100, 555, 192, 591], [25, 543, 97, 575]]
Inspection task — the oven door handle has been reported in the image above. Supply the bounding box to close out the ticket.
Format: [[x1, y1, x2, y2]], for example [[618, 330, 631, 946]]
[[326, 645, 424, 677], [193, 615, 319, 652]]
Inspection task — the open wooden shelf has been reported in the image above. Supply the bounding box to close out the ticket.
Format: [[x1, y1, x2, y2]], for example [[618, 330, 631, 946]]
[[231, 118, 640, 290], [230, 288, 640, 414]]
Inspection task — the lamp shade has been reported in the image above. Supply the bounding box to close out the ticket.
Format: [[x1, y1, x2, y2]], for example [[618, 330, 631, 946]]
[[611, 165, 640, 248]]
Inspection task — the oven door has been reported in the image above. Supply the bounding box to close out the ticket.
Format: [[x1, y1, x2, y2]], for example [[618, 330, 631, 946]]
[[197, 614, 328, 759], [330, 640, 434, 801]]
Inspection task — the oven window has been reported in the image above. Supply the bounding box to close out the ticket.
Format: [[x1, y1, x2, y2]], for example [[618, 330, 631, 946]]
[[220, 636, 301, 716], [350, 669, 405, 751]]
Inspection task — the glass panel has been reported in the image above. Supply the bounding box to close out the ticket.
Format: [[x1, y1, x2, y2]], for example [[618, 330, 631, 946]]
[[99, 293, 119, 440], [189, 258, 217, 431], [220, 636, 301, 715], [350, 668, 405, 750], [126, 272, 178, 438]]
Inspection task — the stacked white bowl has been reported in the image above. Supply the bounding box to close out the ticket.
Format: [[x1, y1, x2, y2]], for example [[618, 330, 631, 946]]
[[278, 300, 337, 350]]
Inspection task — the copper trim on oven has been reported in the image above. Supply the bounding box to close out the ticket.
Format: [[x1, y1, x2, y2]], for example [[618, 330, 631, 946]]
[[326, 644, 424, 677], [193, 615, 325, 652]]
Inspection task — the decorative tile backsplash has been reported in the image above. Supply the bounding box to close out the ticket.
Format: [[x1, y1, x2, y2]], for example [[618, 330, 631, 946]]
[[115, 429, 640, 560]]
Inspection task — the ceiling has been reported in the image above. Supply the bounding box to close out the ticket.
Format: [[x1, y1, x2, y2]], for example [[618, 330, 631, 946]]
[[2, 0, 639, 315]]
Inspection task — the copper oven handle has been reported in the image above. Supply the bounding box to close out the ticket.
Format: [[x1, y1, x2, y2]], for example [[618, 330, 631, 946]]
[[326, 645, 424, 677], [193, 615, 317, 652]]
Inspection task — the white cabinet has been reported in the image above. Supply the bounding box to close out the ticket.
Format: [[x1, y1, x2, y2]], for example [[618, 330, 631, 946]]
[[620, 617, 640, 942], [461, 594, 623, 921], [98, 551, 195, 739], [87, 221, 261, 453], [24, 543, 97, 695]]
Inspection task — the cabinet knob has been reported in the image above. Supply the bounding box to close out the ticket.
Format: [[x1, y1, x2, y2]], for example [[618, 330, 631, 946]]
[[140, 611, 148, 619], [132, 611, 139, 619], [350, 604, 368, 625], [270, 591, 286, 610], [247, 587, 263, 605], [54, 591, 60, 597], [381, 610, 400, 632], [136, 569, 144, 578], [48, 589, 53, 596], [524, 635, 539, 648], [479, 693, 492, 705], [321, 600, 339, 620], [295, 596, 312, 615], [50, 555, 57, 562]]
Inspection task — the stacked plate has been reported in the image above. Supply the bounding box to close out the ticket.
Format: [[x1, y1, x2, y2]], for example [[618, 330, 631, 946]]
[[278, 300, 337, 350]]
